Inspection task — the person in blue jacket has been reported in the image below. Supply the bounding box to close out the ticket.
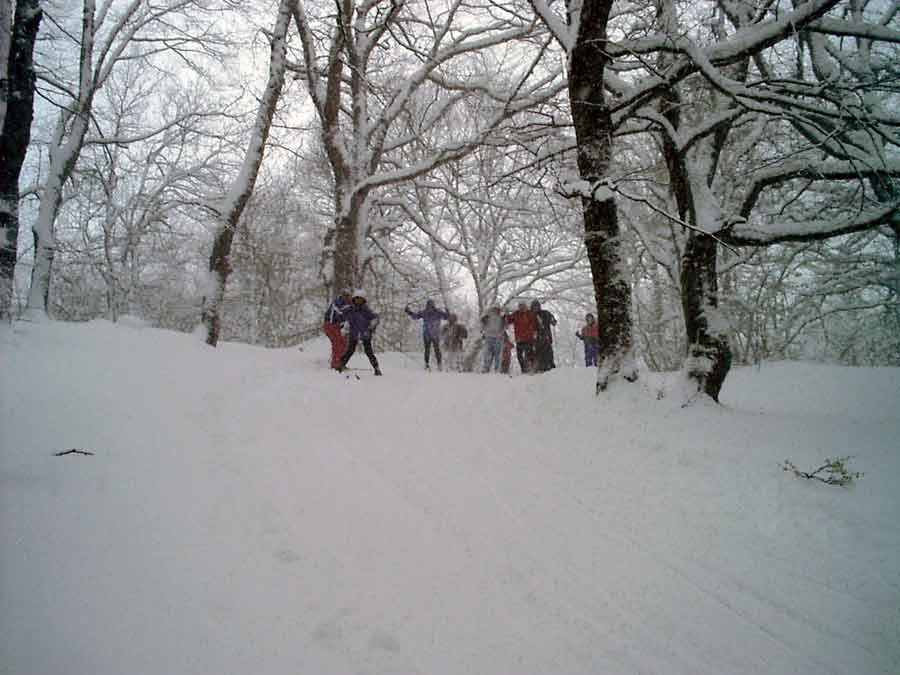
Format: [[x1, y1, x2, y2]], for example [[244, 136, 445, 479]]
[[405, 299, 449, 370], [337, 289, 382, 375]]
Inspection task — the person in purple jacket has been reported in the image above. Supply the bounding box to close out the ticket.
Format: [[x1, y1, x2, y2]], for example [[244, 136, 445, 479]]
[[337, 289, 382, 375], [405, 299, 450, 370]]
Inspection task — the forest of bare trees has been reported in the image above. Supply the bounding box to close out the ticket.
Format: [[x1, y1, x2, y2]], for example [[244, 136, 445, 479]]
[[2, 0, 897, 399]]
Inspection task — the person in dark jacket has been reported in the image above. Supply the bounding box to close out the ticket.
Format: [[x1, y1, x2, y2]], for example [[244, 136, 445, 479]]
[[576, 313, 600, 367], [505, 302, 538, 374], [531, 300, 557, 372], [500, 330, 514, 374], [337, 289, 382, 375], [323, 290, 351, 369], [405, 299, 450, 370]]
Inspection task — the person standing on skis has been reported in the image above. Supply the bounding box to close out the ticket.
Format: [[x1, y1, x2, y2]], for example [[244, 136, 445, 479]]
[[576, 313, 600, 367], [405, 299, 450, 370], [440, 313, 468, 372], [505, 301, 538, 374], [480, 306, 505, 373], [337, 290, 382, 375], [323, 290, 351, 369]]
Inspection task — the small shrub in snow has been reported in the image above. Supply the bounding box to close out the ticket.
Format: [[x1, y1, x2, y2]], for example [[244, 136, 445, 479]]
[[781, 457, 863, 487]]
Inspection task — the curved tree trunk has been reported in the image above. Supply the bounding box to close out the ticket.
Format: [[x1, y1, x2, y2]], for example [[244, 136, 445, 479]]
[[0, 0, 42, 319], [203, 0, 295, 346]]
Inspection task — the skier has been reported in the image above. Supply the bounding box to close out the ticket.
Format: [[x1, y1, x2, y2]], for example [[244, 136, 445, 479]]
[[531, 300, 557, 372], [505, 302, 538, 374], [405, 299, 450, 370], [337, 290, 382, 375], [323, 290, 351, 369], [440, 313, 468, 372], [480, 306, 505, 373], [576, 313, 600, 367]]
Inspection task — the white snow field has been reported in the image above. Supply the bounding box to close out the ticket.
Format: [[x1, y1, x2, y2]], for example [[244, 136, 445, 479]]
[[1, 319, 898, 675]]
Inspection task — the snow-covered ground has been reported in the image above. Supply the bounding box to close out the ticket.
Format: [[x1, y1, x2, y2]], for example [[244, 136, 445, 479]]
[[2, 319, 898, 675]]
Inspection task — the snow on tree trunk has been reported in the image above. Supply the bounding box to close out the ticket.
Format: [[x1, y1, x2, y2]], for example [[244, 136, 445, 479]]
[[331, 186, 369, 294], [681, 231, 732, 402], [567, 0, 636, 393], [24, 0, 95, 319], [203, 0, 294, 346], [0, 0, 41, 319]]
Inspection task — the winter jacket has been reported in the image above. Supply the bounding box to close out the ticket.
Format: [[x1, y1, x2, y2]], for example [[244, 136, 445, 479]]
[[441, 322, 468, 351], [534, 309, 557, 343], [505, 309, 537, 343], [344, 303, 379, 339], [577, 322, 600, 345], [406, 305, 449, 339], [324, 297, 349, 325], [481, 311, 505, 339]]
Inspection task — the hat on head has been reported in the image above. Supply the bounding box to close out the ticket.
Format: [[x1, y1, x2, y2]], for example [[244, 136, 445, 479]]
[[351, 288, 366, 300]]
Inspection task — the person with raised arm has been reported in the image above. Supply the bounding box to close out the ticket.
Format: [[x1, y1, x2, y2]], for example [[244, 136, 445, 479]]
[[405, 299, 450, 371]]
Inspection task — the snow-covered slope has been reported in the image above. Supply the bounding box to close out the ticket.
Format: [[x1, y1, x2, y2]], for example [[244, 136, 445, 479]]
[[2, 320, 898, 675]]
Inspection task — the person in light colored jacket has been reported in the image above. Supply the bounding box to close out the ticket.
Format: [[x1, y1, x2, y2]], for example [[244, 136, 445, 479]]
[[480, 306, 505, 373]]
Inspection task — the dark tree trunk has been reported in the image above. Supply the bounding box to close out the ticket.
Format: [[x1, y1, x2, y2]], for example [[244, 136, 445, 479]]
[[204, 226, 236, 346], [681, 232, 732, 401], [0, 0, 42, 319], [331, 187, 367, 294], [568, 0, 636, 392]]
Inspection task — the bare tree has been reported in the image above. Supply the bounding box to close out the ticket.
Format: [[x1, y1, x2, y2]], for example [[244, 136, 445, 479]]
[[202, 0, 296, 346], [0, 0, 42, 318], [24, 0, 222, 319], [290, 0, 564, 294], [530, 0, 898, 398]]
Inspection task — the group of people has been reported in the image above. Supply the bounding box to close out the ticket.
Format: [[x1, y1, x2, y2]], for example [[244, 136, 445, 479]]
[[323, 291, 602, 375], [478, 301, 557, 374]]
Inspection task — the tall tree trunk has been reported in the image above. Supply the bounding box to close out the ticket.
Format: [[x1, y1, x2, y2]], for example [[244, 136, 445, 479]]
[[681, 232, 732, 401], [331, 185, 367, 294], [203, 0, 294, 346], [25, 0, 95, 319], [0, 0, 42, 319], [568, 0, 636, 392]]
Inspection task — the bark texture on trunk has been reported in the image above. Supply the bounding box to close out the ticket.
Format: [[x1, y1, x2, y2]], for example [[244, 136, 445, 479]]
[[0, 0, 42, 318], [331, 187, 367, 294], [681, 231, 732, 401], [568, 0, 636, 392]]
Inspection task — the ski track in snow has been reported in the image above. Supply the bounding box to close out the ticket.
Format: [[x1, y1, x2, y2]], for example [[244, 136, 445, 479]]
[[1, 321, 898, 675]]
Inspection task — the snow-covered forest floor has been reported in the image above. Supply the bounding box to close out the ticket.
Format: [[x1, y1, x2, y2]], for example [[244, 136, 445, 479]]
[[2, 319, 898, 675]]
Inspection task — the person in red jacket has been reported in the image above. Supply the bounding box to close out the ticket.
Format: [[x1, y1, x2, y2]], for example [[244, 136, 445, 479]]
[[505, 302, 538, 374], [576, 313, 600, 367], [323, 290, 351, 369]]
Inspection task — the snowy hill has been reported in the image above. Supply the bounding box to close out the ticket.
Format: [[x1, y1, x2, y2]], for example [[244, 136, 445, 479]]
[[1, 319, 898, 675]]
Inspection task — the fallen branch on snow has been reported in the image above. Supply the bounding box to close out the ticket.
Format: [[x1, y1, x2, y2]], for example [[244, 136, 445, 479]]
[[54, 449, 95, 457]]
